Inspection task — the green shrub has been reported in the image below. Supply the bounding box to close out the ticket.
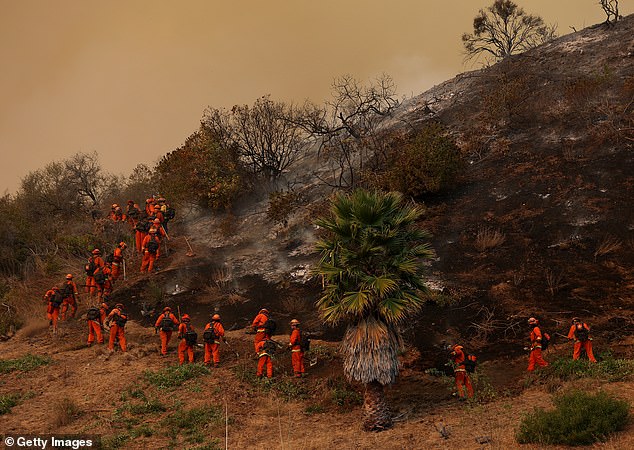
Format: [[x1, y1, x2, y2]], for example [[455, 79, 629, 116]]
[[143, 364, 210, 388], [0, 354, 51, 374], [0, 394, 20, 415], [163, 405, 223, 443], [542, 355, 634, 382], [517, 390, 629, 445], [378, 122, 462, 197]]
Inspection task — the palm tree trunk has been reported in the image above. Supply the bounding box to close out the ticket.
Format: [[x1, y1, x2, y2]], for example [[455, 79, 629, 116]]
[[362, 380, 393, 431]]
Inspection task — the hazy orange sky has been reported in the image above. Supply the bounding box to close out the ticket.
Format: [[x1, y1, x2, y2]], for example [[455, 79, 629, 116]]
[[1, 0, 630, 194]]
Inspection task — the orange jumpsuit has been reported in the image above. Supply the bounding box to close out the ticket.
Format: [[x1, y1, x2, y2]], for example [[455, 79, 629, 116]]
[[109, 207, 124, 222], [44, 289, 61, 333], [256, 339, 273, 378], [111, 247, 124, 281], [154, 312, 179, 355], [251, 313, 269, 352], [135, 221, 149, 253], [85, 256, 105, 296], [60, 280, 79, 320], [451, 345, 474, 399], [527, 326, 549, 371], [177, 322, 196, 365], [87, 307, 104, 345], [289, 328, 305, 377], [126, 204, 140, 228], [204, 321, 225, 365], [145, 198, 155, 216], [567, 322, 597, 362], [140, 234, 161, 273], [95, 265, 112, 299], [106, 308, 127, 352]]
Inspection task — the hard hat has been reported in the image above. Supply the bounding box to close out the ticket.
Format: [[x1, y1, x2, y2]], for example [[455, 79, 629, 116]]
[[528, 317, 539, 325], [212, 314, 221, 321], [119, 241, 127, 248], [182, 314, 191, 321], [66, 274, 73, 279], [163, 306, 171, 312], [157, 197, 166, 203], [115, 303, 124, 309], [127, 200, 134, 204], [572, 317, 581, 323], [153, 218, 160, 223], [290, 319, 300, 326], [259, 308, 269, 315], [92, 249, 101, 254], [112, 203, 118, 208], [146, 198, 154, 203]]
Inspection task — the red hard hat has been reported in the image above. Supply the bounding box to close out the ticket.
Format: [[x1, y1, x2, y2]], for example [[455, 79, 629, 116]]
[[182, 314, 191, 321], [66, 274, 73, 279], [163, 306, 171, 312], [212, 314, 221, 321], [528, 317, 539, 325], [259, 308, 269, 315], [290, 319, 300, 326], [115, 303, 124, 309], [153, 218, 160, 223], [92, 249, 101, 254]]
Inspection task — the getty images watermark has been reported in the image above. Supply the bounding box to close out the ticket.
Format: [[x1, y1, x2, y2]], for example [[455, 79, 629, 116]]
[[2, 435, 101, 449]]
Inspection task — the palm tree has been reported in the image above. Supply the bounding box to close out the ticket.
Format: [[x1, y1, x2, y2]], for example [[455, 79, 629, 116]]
[[314, 189, 434, 431]]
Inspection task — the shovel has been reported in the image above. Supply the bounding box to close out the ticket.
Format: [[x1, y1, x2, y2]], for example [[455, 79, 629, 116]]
[[184, 237, 196, 257]]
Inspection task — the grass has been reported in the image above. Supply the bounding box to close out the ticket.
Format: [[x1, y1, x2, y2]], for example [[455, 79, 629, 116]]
[[517, 390, 629, 445], [53, 398, 81, 427], [327, 377, 363, 408], [538, 354, 634, 382], [0, 393, 20, 415], [143, 363, 210, 388], [231, 360, 311, 400], [474, 226, 505, 252], [163, 404, 223, 442], [101, 433, 130, 450], [0, 354, 51, 374]]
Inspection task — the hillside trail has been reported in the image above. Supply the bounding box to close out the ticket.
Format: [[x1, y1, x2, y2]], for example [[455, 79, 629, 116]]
[[3, 304, 634, 449]]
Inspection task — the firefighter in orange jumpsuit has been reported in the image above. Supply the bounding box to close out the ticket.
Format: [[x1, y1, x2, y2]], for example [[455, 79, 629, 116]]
[[111, 242, 127, 281], [106, 303, 127, 352], [449, 344, 474, 399], [256, 338, 274, 379], [177, 314, 196, 365], [152, 218, 168, 240], [145, 197, 155, 216], [140, 228, 161, 273], [60, 274, 80, 320], [44, 287, 63, 334], [153, 206, 165, 225], [567, 317, 597, 362], [204, 314, 225, 367], [527, 317, 549, 371], [94, 263, 112, 300], [126, 201, 140, 228], [288, 319, 306, 377], [85, 249, 105, 296], [154, 306, 179, 356], [109, 204, 124, 222], [86, 303, 104, 345], [251, 308, 270, 352], [135, 218, 150, 253]]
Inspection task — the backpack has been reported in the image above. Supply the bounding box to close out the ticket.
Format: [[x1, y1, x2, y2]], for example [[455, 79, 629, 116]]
[[164, 206, 176, 221], [127, 208, 140, 219], [160, 314, 175, 332], [86, 307, 100, 321], [203, 326, 218, 343], [464, 354, 477, 373], [263, 340, 277, 354], [114, 313, 127, 327], [60, 283, 74, 298], [105, 252, 115, 264], [147, 239, 159, 254], [541, 330, 551, 350], [184, 325, 197, 346], [263, 318, 277, 336], [574, 326, 589, 342], [50, 290, 64, 307], [94, 271, 107, 285], [300, 332, 311, 352], [135, 221, 151, 233], [85, 258, 97, 275]]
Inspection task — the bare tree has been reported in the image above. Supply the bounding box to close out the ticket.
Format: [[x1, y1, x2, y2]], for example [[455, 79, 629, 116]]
[[462, 0, 557, 64], [203, 96, 311, 180], [295, 74, 400, 188], [63, 151, 108, 206], [600, 0, 620, 25]]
